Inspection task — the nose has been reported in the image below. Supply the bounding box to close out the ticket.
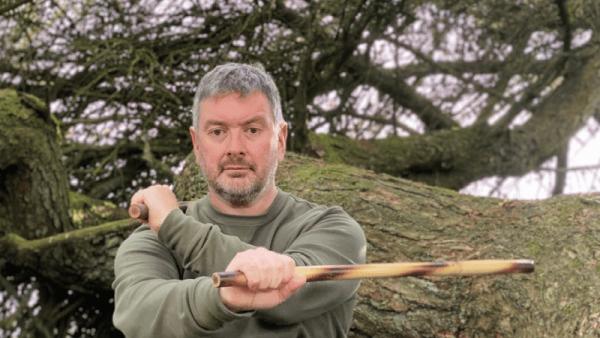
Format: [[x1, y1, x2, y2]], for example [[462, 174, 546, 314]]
[[226, 128, 246, 156]]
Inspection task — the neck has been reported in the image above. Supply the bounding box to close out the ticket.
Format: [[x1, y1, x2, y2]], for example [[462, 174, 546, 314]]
[[208, 184, 278, 216]]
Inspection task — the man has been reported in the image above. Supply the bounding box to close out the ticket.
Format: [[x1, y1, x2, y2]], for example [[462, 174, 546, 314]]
[[112, 63, 366, 337]]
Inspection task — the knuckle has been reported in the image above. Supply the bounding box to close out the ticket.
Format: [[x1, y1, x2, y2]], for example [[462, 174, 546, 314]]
[[233, 252, 243, 261]]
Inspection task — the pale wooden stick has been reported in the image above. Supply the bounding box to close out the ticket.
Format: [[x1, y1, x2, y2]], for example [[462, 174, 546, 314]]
[[212, 259, 535, 288]]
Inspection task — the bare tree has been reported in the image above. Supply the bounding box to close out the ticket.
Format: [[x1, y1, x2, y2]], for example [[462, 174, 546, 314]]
[[1, 0, 598, 203]]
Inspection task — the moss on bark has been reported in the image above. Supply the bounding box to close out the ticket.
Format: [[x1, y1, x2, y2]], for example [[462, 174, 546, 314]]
[[0, 89, 72, 238]]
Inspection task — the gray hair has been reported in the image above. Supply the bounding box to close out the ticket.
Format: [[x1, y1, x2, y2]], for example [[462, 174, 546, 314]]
[[191, 63, 284, 129]]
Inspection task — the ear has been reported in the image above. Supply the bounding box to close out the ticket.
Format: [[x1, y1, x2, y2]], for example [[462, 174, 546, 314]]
[[189, 126, 201, 163], [277, 122, 288, 160]]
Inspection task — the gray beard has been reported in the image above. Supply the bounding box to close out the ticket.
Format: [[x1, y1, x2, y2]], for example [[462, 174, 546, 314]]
[[208, 160, 278, 207], [201, 147, 279, 207], [211, 178, 264, 207]]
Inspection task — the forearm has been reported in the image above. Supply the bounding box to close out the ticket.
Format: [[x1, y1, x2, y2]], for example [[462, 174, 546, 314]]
[[112, 228, 252, 336], [157, 209, 255, 274], [113, 278, 239, 336]]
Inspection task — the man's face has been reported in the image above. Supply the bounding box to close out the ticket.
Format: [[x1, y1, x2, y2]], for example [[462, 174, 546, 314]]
[[189, 91, 287, 207]]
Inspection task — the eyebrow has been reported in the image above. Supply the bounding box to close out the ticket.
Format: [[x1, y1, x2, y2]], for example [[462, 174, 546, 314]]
[[203, 119, 227, 129], [202, 115, 269, 129], [242, 116, 268, 125]]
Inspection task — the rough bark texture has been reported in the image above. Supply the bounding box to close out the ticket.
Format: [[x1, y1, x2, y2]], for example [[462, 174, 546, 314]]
[[0, 89, 130, 289], [0, 90, 128, 336], [0, 89, 72, 238], [1, 92, 600, 336]]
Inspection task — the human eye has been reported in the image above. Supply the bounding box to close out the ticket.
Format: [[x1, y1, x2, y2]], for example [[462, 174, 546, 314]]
[[245, 126, 262, 137], [208, 127, 226, 138]]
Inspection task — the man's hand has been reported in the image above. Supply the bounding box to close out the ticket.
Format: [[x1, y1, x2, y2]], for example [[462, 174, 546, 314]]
[[219, 247, 306, 312], [130, 184, 179, 232]]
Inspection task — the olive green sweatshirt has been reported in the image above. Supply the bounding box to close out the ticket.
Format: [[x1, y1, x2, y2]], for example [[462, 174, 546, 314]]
[[112, 190, 367, 337]]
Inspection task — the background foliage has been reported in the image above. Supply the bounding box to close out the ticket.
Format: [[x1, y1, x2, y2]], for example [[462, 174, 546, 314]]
[[2, 0, 599, 204]]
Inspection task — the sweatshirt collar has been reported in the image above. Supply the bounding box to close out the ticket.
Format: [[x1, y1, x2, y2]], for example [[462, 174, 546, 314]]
[[200, 189, 287, 227]]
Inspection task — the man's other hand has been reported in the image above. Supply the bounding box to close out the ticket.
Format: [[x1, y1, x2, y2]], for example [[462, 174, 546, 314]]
[[130, 184, 179, 232], [219, 247, 306, 312]]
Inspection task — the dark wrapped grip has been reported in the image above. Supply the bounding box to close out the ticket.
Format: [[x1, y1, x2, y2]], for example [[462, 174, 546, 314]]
[[128, 202, 189, 221], [128, 203, 149, 220]]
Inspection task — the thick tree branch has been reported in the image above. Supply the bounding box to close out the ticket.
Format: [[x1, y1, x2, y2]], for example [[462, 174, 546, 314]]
[[311, 47, 600, 189], [272, 1, 457, 132], [346, 57, 458, 131], [0, 218, 136, 291]]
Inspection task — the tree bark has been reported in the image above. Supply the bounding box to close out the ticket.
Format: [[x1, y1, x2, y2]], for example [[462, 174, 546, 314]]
[[0, 89, 72, 238], [0, 89, 127, 336]]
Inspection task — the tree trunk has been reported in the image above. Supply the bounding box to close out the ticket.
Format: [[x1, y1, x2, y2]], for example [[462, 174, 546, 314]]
[[0, 89, 72, 238], [0, 89, 125, 336], [1, 91, 599, 336]]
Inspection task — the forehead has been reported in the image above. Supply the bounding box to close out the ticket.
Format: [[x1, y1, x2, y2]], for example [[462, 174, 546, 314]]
[[198, 91, 274, 125]]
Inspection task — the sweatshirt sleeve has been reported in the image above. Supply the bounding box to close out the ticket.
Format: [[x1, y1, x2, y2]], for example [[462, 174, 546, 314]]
[[257, 206, 367, 325], [157, 208, 256, 274], [112, 222, 254, 337]]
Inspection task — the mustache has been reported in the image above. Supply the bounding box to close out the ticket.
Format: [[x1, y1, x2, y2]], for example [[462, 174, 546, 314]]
[[218, 156, 256, 171]]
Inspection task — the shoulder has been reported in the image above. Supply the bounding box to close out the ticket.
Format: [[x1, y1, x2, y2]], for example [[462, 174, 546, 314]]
[[282, 190, 345, 214], [281, 191, 364, 234], [283, 192, 321, 212], [182, 197, 206, 219], [284, 190, 352, 215], [279, 192, 367, 264]]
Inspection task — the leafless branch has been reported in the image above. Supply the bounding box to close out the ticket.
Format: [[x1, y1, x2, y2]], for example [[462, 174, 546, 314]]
[[552, 142, 568, 196]]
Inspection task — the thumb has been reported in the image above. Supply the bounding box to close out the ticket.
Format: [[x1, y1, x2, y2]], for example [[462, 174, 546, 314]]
[[277, 274, 306, 300]]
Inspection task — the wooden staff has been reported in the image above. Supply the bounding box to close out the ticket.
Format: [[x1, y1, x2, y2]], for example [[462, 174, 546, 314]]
[[212, 259, 534, 288], [128, 202, 189, 221]]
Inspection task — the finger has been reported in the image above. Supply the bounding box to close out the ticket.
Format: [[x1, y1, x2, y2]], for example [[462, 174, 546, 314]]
[[238, 255, 261, 291], [226, 249, 256, 271], [277, 274, 306, 301], [130, 189, 145, 206], [281, 256, 295, 284], [258, 251, 278, 290], [250, 247, 274, 290], [267, 258, 283, 289]]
